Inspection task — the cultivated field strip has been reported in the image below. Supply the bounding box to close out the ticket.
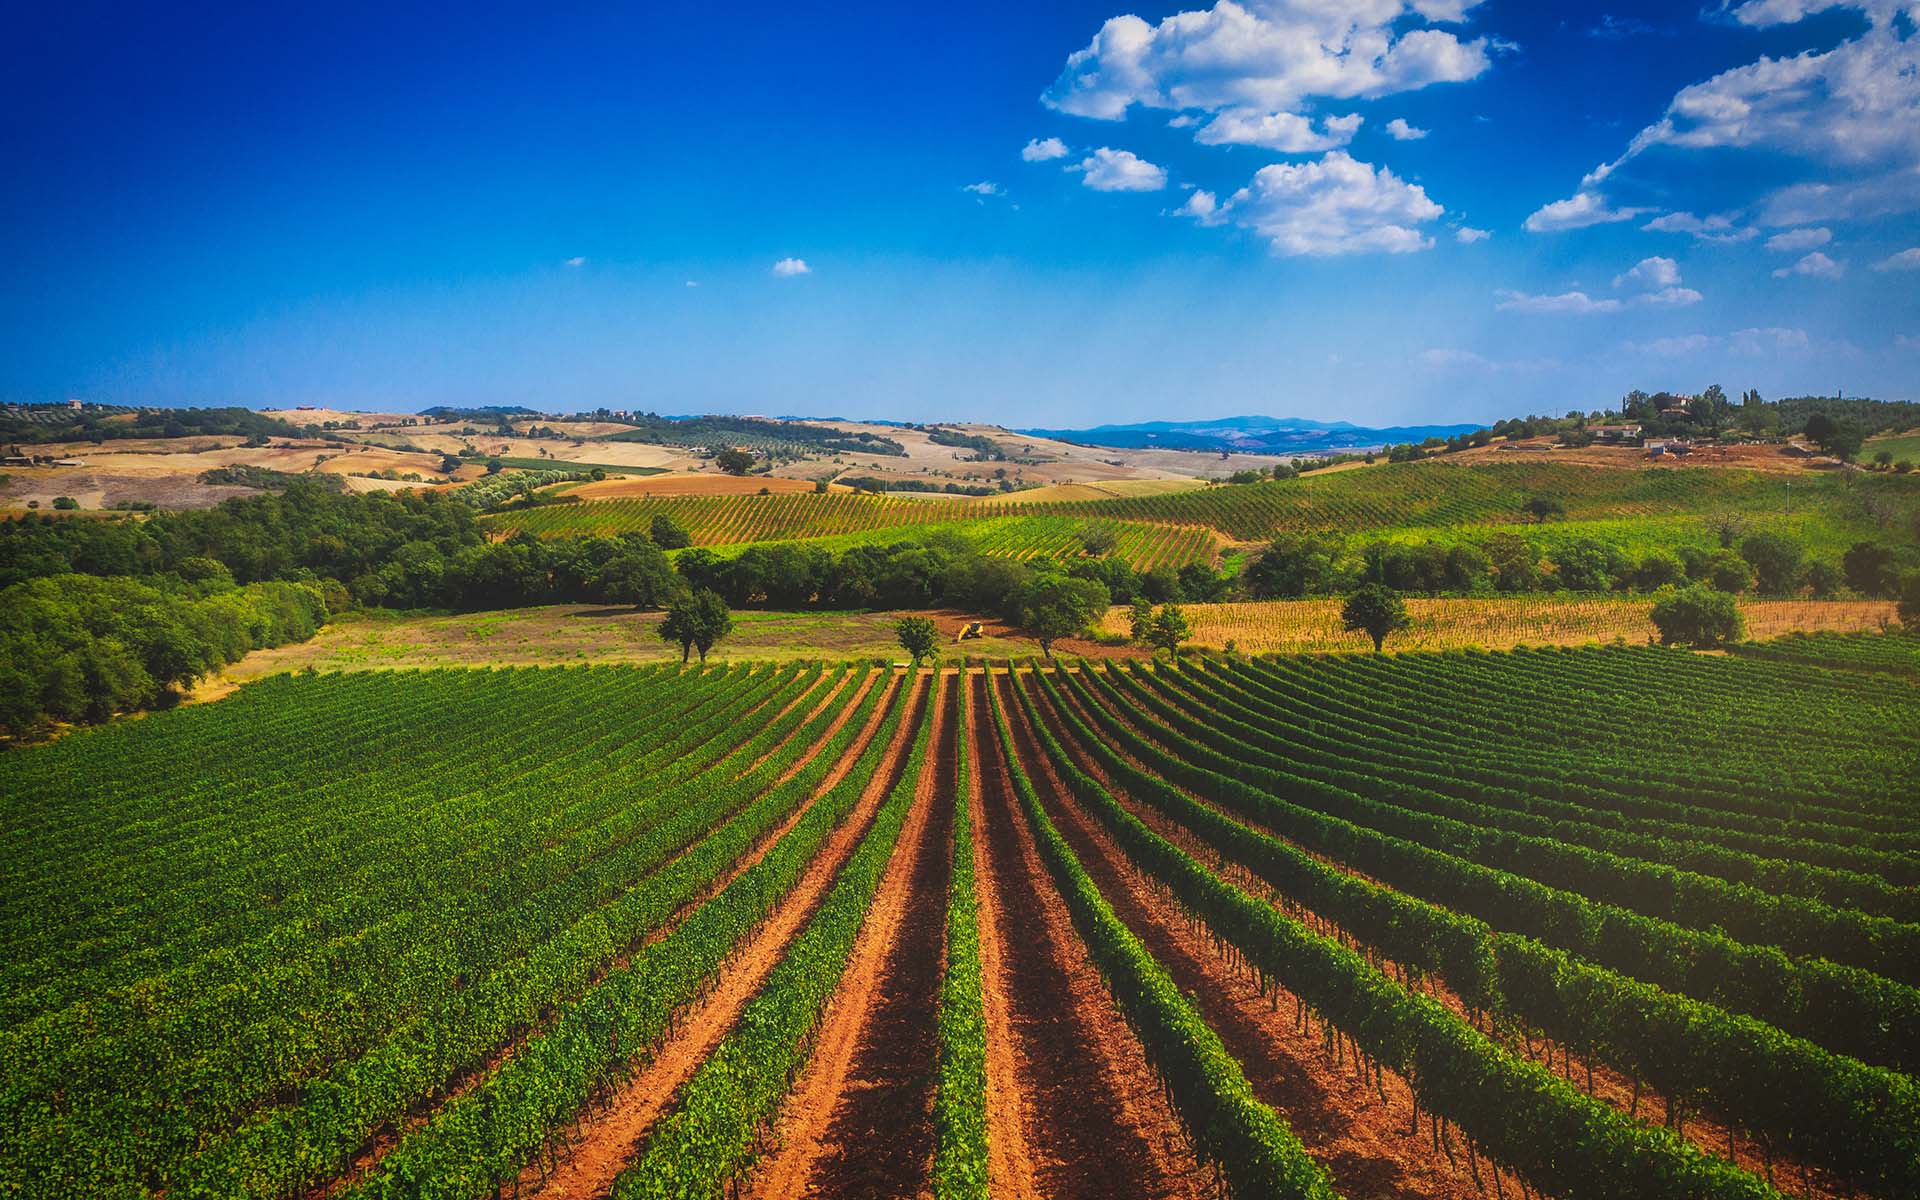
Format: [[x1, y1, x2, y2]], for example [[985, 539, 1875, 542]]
[[488, 460, 1919, 556], [488, 492, 1222, 571], [6, 646, 1917, 1200], [1029, 668, 1917, 1198]]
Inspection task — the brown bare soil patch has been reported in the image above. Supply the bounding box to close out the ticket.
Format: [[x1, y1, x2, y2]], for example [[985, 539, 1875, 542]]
[[968, 674, 1208, 1200], [521, 676, 924, 1200], [744, 678, 954, 1200]]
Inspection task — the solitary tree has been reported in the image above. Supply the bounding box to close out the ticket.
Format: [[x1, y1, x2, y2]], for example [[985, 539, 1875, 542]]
[[1522, 496, 1566, 523], [1126, 598, 1155, 644], [1738, 532, 1804, 596], [714, 447, 755, 475], [1803, 412, 1864, 461], [1899, 571, 1920, 631], [658, 588, 733, 664], [1019, 574, 1108, 658], [649, 512, 692, 550], [1651, 584, 1743, 648], [895, 616, 939, 666], [1146, 604, 1192, 657], [1079, 525, 1118, 556], [1342, 584, 1409, 652]]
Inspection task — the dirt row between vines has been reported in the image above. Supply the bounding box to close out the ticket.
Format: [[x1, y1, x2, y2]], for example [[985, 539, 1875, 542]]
[[743, 676, 958, 1200], [968, 673, 1210, 1200], [1008, 672, 1488, 1200], [307, 669, 855, 1199], [521, 674, 925, 1200], [1042, 669, 1848, 1200]]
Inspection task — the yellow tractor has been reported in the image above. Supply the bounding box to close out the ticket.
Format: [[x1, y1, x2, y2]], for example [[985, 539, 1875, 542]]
[[953, 621, 986, 643]]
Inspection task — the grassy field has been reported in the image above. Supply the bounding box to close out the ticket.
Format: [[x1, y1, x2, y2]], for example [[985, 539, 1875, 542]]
[[1865, 430, 1920, 464], [202, 605, 1111, 690], [1093, 595, 1902, 654]]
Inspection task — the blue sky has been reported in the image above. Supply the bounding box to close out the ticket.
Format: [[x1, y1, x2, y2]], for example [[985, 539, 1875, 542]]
[[2, 0, 1916, 427]]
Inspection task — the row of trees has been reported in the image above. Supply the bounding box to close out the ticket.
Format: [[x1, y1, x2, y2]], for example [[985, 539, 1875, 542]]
[[1244, 529, 1907, 601]]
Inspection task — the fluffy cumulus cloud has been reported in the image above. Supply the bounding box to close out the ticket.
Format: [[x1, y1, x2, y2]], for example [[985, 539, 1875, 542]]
[[962, 182, 1005, 200], [1021, 136, 1069, 162], [1495, 289, 1623, 315], [1532, 2, 1920, 231], [1524, 190, 1649, 233], [1454, 225, 1490, 243], [1071, 147, 1169, 191], [1175, 189, 1225, 223], [771, 257, 811, 277], [1611, 255, 1704, 305], [1042, 1, 1492, 158], [1195, 110, 1362, 152], [1384, 117, 1429, 140], [1196, 150, 1443, 255], [1613, 255, 1680, 289], [1772, 250, 1846, 278], [1874, 246, 1920, 270], [1765, 227, 1832, 253]]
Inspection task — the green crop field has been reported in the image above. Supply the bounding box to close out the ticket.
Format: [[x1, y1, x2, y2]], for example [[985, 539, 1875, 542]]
[[486, 460, 1920, 565], [5, 646, 1918, 1200]]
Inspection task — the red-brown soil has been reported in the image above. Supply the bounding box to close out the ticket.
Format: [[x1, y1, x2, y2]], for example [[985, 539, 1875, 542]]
[[520, 675, 924, 1200], [744, 677, 956, 1200], [967, 674, 1209, 1200], [1045, 669, 1846, 1199], [1009, 673, 1489, 1200]]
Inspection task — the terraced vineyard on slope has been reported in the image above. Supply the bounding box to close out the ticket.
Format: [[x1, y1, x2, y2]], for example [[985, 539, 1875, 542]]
[[4, 644, 1917, 1200]]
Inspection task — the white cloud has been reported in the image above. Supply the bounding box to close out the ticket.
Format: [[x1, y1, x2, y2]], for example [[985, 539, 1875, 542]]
[[1495, 289, 1623, 315], [1195, 110, 1362, 152], [963, 181, 1005, 198], [1454, 226, 1490, 243], [771, 257, 812, 277], [1021, 136, 1069, 162], [1873, 247, 1920, 271], [1765, 227, 1832, 253], [1542, 8, 1920, 227], [1524, 190, 1649, 233], [1614, 256, 1681, 289], [563, 256, 586, 267], [1215, 150, 1443, 255], [1771, 250, 1845, 279], [1729, 326, 1811, 353], [1642, 286, 1705, 306], [685, 280, 700, 288], [1642, 211, 1755, 243], [1385, 117, 1429, 140], [1071, 147, 1169, 191], [1042, 3, 1493, 128], [1175, 189, 1225, 224], [1626, 334, 1715, 356], [1416, 347, 1558, 371], [1417, 347, 1491, 368]]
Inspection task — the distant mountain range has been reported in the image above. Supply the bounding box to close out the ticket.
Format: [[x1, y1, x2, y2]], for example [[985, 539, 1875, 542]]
[[1016, 415, 1483, 456]]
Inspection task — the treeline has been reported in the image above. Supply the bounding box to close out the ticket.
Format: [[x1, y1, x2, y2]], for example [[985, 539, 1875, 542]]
[[606, 414, 907, 459], [0, 572, 333, 735], [1245, 530, 1918, 601], [1, 405, 301, 445]]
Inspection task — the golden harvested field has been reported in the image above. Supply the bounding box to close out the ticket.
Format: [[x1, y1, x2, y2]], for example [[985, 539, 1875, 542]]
[[999, 478, 1208, 504], [1095, 596, 1901, 654]]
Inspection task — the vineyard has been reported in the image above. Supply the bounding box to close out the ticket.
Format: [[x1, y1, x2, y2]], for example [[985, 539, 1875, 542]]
[[484, 460, 1920, 562], [4, 646, 1917, 1200]]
